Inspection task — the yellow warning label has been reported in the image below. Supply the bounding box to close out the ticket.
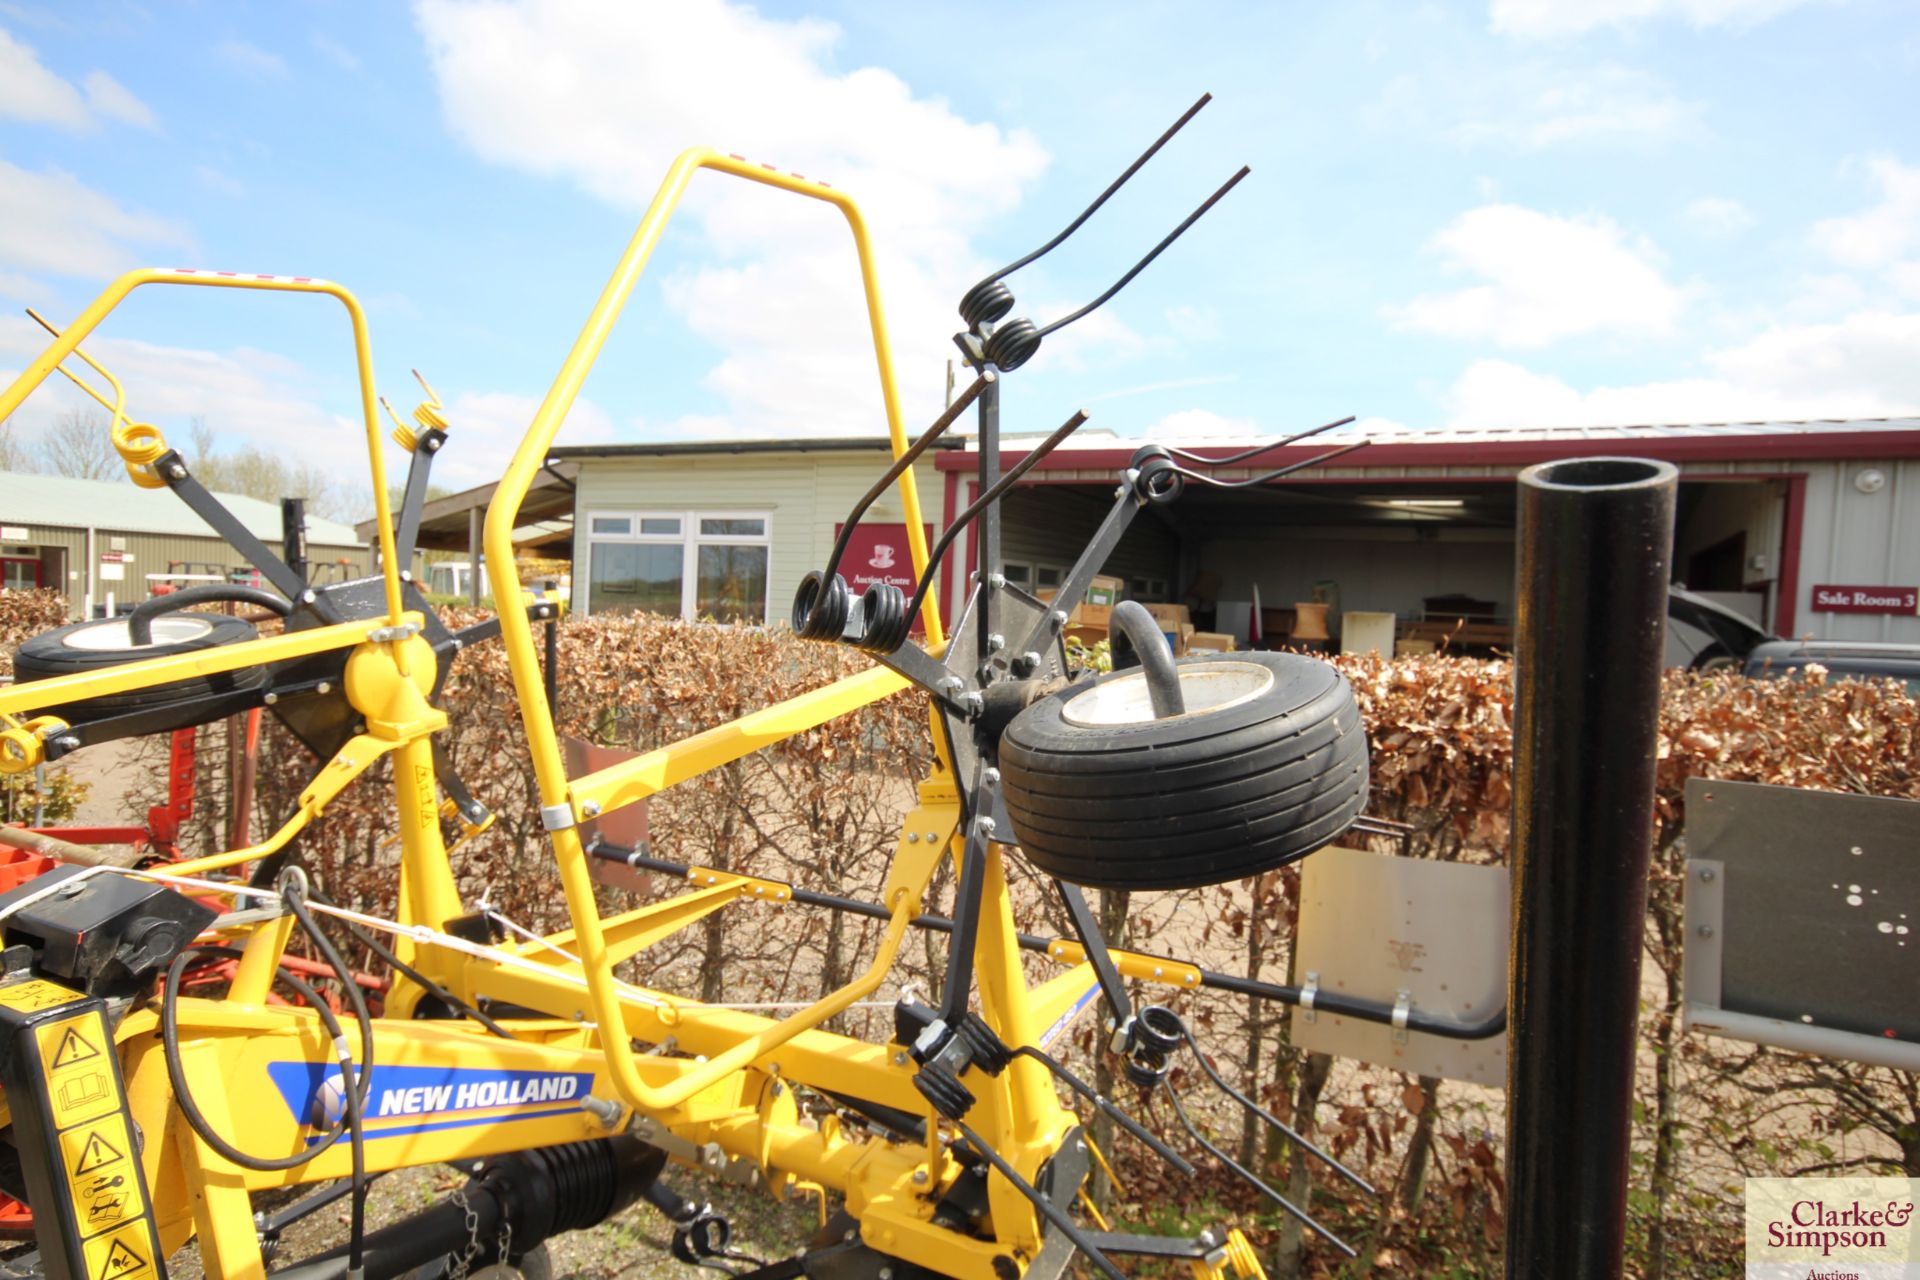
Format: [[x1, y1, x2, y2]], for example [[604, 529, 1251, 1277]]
[[58, 1114, 143, 1238], [51, 1024, 101, 1068], [81, 1222, 153, 1280], [36, 1013, 118, 1130], [0, 978, 84, 1011]]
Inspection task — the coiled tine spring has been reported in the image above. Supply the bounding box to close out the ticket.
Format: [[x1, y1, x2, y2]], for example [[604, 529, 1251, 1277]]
[[959, 92, 1214, 330]]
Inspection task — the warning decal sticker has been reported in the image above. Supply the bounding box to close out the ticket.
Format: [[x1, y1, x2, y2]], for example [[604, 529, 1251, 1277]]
[[57, 1115, 143, 1238], [52, 1024, 101, 1069], [36, 1014, 118, 1130], [82, 1224, 152, 1280], [0, 978, 83, 1011]]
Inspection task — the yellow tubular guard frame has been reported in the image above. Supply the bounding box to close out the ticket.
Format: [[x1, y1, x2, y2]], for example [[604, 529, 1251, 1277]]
[[0, 269, 408, 632], [484, 148, 945, 1115]]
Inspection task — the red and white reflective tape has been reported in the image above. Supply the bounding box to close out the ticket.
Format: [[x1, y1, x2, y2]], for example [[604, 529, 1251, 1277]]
[[163, 268, 329, 285], [726, 153, 831, 188]]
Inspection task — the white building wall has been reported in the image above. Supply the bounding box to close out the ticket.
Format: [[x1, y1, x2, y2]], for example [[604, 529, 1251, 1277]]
[[1794, 458, 1920, 643], [568, 449, 943, 622]]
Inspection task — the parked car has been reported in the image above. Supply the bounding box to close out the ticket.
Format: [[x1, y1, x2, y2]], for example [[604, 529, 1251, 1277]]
[[1666, 584, 1774, 671], [1742, 639, 1920, 693]]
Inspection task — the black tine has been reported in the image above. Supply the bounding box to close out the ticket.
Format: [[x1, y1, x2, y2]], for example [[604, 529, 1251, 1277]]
[[1164, 415, 1357, 466]]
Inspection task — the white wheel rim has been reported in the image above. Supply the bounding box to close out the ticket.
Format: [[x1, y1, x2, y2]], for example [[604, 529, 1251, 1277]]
[[1062, 661, 1275, 728], [63, 615, 216, 651]]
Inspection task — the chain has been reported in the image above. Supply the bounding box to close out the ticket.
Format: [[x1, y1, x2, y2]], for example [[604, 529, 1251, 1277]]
[[496, 1210, 514, 1274], [446, 1186, 482, 1280]]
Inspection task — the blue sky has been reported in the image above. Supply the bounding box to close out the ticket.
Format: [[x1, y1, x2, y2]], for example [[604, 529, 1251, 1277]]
[[1, 0, 1917, 502]]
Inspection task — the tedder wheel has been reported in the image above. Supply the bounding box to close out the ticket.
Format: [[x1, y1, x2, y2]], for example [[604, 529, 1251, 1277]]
[[12, 613, 267, 718], [997, 650, 1368, 890]]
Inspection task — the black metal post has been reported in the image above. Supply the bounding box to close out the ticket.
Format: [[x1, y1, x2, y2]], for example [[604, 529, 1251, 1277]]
[[281, 496, 309, 584], [976, 375, 1002, 670], [1505, 457, 1676, 1279]]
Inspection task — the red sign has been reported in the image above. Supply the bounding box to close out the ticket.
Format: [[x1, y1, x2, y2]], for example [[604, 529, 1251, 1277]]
[[834, 523, 932, 634], [1810, 584, 1919, 614]]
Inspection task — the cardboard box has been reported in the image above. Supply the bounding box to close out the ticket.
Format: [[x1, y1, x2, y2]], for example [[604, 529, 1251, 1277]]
[[1086, 574, 1124, 608], [1188, 631, 1237, 653], [1142, 602, 1191, 629], [1395, 638, 1437, 657]]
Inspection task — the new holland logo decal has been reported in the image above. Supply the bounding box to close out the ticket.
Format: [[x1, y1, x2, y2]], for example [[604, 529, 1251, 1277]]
[[266, 1063, 594, 1141]]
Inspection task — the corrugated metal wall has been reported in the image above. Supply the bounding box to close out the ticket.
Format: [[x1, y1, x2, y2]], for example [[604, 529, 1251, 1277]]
[[1794, 458, 1920, 643], [0, 521, 370, 619]]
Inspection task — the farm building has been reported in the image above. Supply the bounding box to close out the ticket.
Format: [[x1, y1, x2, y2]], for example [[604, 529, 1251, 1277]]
[[0, 472, 372, 619], [373, 417, 1920, 651]]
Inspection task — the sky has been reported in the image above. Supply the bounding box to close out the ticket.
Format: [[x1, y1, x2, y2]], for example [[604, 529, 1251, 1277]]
[[1, 0, 1917, 507]]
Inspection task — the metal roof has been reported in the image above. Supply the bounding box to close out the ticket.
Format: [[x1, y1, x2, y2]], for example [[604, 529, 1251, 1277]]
[[0, 472, 364, 546], [969, 417, 1920, 451], [549, 436, 960, 459]]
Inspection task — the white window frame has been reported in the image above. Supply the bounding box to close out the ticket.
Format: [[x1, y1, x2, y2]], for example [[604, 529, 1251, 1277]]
[[585, 508, 773, 623]]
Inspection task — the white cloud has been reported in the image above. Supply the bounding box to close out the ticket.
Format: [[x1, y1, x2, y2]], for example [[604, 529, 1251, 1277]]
[[216, 40, 287, 79], [1490, 0, 1825, 39], [80, 71, 155, 130], [1164, 305, 1221, 342], [1145, 408, 1260, 440], [1683, 195, 1755, 235], [1811, 155, 1920, 270], [0, 28, 156, 131], [415, 0, 1049, 440], [1450, 65, 1700, 147], [0, 313, 369, 484], [0, 158, 190, 278], [1446, 311, 1920, 427], [310, 33, 362, 73], [428, 390, 620, 487], [1385, 204, 1686, 348]]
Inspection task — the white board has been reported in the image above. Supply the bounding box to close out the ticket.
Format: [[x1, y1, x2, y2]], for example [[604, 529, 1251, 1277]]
[[1290, 846, 1508, 1086]]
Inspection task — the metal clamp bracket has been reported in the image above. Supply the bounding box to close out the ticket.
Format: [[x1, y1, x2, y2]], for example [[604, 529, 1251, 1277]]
[[1300, 970, 1320, 1023], [1390, 989, 1412, 1044], [539, 802, 575, 832]]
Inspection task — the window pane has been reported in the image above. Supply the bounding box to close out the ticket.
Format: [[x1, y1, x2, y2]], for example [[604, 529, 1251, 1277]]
[[639, 517, 681, 536], [589, 515, 631, 536], [1002, 563, 1031, 587], [1036, 565, 1064, 589], [589, 543, 683, 616], [700, 517, 765, 537], [696, 545, 768, 623]]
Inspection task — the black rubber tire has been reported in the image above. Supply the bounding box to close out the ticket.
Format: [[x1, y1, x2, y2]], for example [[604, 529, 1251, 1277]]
[[998, 650, 1368, 890], [12, 612, 267, 717]]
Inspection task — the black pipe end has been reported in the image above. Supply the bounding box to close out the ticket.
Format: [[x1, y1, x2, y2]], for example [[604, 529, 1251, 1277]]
[[1519, 455, 1677, 493]]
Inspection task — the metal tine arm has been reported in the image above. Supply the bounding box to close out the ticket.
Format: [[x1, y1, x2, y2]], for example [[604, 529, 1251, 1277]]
[[819, 371, 994, 585], [966, 94, 1213, 298], [901, 408, 1090, 623], [1032, 165, 1250, 342], [1174, 439, 1370, 489], [1163, 415, 1355, 466], [953, 1118, 1127, 1280], [1158, 1082, 1357, 1259], [1172, 1017, 1373, 1194], [1012, 1045, 1195, 1176]]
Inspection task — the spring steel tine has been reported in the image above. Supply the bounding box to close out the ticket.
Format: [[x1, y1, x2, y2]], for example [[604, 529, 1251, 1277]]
[[971, 94, 1213, 291], [1175, 439, 1371, 489], [1163, 415, 1357, 467], [954, 1118, 1128, 1280], [1013, 1046, 1197, 1176], [1158, 1083, 1357, 1259], [1033, 165, 1251, 342], [902, 408, 1090, 622], [819, 370, 994, 583], [1173, 1019, 1374, 1194]]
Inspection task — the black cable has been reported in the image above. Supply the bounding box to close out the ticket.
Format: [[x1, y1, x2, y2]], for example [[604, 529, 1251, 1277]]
[[282, 882, 372, 1280], [306, 886, 513, 1038], [161, 945, 369, 1170]]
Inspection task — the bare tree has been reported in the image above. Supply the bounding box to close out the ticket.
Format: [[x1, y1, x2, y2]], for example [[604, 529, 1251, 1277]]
[[0, 420, 32, 474], [38, 409, 122, 481]]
